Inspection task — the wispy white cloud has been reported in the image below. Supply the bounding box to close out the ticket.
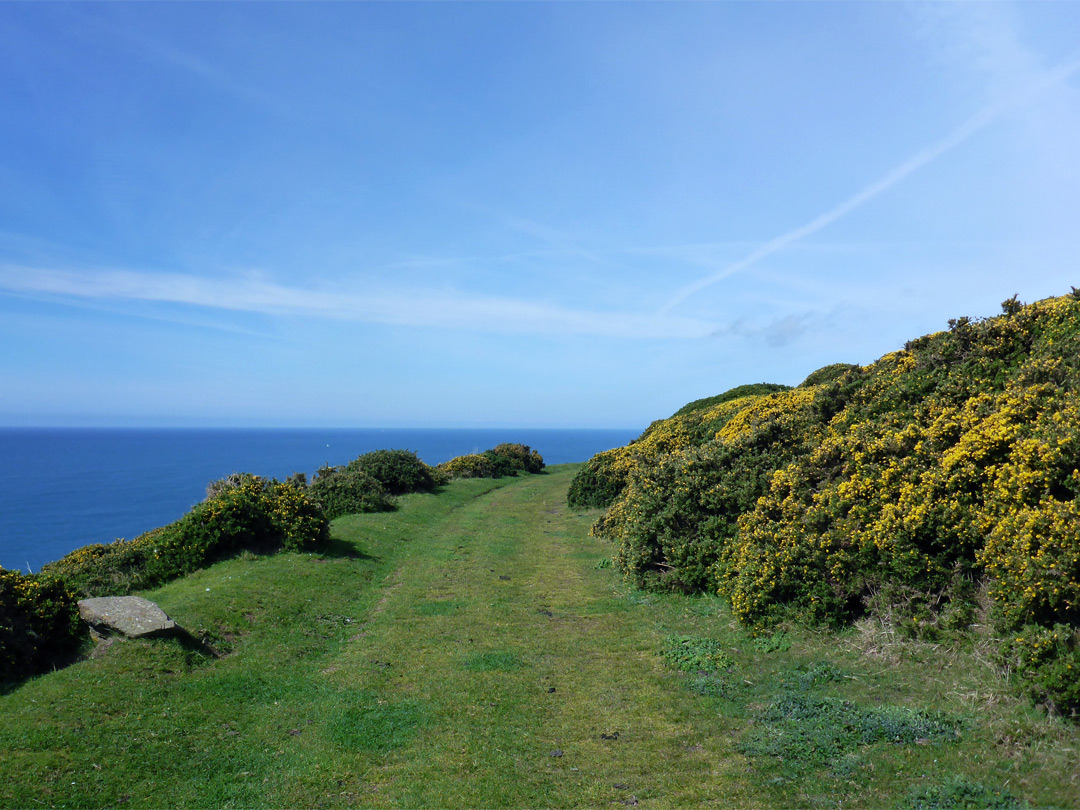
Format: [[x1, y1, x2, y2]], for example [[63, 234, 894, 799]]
[[0, 264, 716, 341], [660, 48, 1080, 316], [73, 7, 293, 118]]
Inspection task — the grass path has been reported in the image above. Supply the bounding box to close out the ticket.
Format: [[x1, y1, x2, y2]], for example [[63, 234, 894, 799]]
[[2, 466, 1078, 808], [320, 466, 754, 808]]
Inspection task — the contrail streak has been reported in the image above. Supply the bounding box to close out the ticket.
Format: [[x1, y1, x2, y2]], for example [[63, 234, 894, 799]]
[[660, 55, 1080, 316]]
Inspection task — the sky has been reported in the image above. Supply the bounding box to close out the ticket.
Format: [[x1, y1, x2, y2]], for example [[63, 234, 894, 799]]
[[2, 1, 1080, 429]]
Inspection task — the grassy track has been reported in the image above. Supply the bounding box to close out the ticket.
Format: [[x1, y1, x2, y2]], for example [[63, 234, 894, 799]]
[[2, 466, 1078, 808]]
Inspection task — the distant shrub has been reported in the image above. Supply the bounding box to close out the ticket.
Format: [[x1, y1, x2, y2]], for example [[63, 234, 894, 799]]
[[0, 568, 82, 682], [43, 474, 328, 597], [309, 465, 394, 519], [670, 383, 791, 418], [566, 449, 625, 508], [489, 443, 545, 474], [438, 453, 500, 479], [349, 449, 439, 495], [438, 444, 545, 480]]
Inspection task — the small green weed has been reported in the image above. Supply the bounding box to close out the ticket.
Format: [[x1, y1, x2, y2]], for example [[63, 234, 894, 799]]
[[752, 630, 792, 653], [900, 776, 1028, 810], [661, 635, 733, 673], [594, 557, 612, 569], [739, 693, 960, 771], [686, 672, 738, 700], [777, 661, 844, 691]]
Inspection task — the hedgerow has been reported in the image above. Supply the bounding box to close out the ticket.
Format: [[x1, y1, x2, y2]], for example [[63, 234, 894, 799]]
[[42, 474, 328, 597], [580, 289, 1080, 713], [0, 568, 82, 683]]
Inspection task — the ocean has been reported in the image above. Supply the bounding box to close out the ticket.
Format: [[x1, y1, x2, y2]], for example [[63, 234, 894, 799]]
[[0, 427, 638, 574]]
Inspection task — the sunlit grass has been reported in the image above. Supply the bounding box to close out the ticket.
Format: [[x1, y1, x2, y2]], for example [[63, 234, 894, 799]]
[[0, 466, 1077, 808]]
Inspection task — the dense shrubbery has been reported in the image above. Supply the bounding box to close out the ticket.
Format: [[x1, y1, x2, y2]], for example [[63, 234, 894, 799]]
[[438, 443, 545, 480], [0, 568, 82, 683], [599, 387, 827, 593], [578, 290, 1080, 713], [349, 449, 443, 495], [309, 465, 394, 519], [567, 390, 782, 509], [42, 474, 328, 597]]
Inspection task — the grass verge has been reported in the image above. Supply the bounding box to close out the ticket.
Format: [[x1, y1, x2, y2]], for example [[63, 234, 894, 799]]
[[0, 466, 1077, 808]]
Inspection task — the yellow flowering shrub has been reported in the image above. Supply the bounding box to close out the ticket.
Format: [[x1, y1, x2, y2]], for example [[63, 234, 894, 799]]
[[582, 289, 1080, 710], [43, 474, 329, 597], [598, 387, 828, 593], [438, 443, 545, 480], [567, 384, 788, 508], [0, 567, 82, 682]]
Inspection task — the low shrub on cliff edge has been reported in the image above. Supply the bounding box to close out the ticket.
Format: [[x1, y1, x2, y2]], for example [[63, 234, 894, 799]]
[[308, 464, 395, 519], [438, 443, 545, 480], [42, 474, 328, 598], [349, 449, 442, 495], [0, 567, 81, 683]]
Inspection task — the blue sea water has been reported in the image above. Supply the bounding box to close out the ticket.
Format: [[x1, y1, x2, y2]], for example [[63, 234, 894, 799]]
[[0, 427, 639, 573]]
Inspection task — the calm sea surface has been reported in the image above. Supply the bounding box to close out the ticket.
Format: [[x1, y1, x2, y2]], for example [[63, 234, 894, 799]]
[[0, 428, 638, 573]]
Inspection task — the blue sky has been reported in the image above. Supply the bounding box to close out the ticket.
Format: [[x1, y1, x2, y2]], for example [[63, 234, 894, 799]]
[[2, 1, 1079, 428]]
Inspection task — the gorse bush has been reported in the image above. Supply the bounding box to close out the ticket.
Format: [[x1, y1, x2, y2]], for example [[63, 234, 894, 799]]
[[567, 389, 783, 509], [0, 568, 82, 683], [598, 387, 827, 594], [42, 474, 328, 597], [308, 465, 394, 520], [578, 290, 1080, 713], [437, 443, 545, 480], [349, 449, 441, 495]]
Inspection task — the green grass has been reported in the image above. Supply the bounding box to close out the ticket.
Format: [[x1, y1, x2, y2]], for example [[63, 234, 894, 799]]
[[1, 466, 1078, 808]]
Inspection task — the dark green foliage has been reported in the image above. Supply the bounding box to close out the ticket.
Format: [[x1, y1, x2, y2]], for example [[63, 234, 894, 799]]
[[568, 384, 789, 510], [0, 568, 82, 683], [800, 362, 860, 388], [752, 631, 792, 653], [739, 693, 959, 770], [42, 475, 328, 597], [901, 777, 1027, 810], [685, 672, 737, 699], [309, 464, 394, 519], [565, 449, 625, 507], [350, 449, 440, 495], [490, 443, 545, 474], [671, 383, 791, 418], [602, 387, 827, 593], [660, 635, 733, 673], [1000, 624, 1080, 715]]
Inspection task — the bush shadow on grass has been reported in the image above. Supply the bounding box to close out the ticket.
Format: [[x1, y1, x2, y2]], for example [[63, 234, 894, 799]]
[[316, 535, 379, 562]]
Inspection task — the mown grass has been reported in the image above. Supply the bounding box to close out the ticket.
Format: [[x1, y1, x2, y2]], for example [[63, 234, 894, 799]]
[[1, 466, 1078, 808]]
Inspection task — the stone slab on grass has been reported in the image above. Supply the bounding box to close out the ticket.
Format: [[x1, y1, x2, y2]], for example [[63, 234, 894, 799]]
[[77, 596, 178, 639]]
